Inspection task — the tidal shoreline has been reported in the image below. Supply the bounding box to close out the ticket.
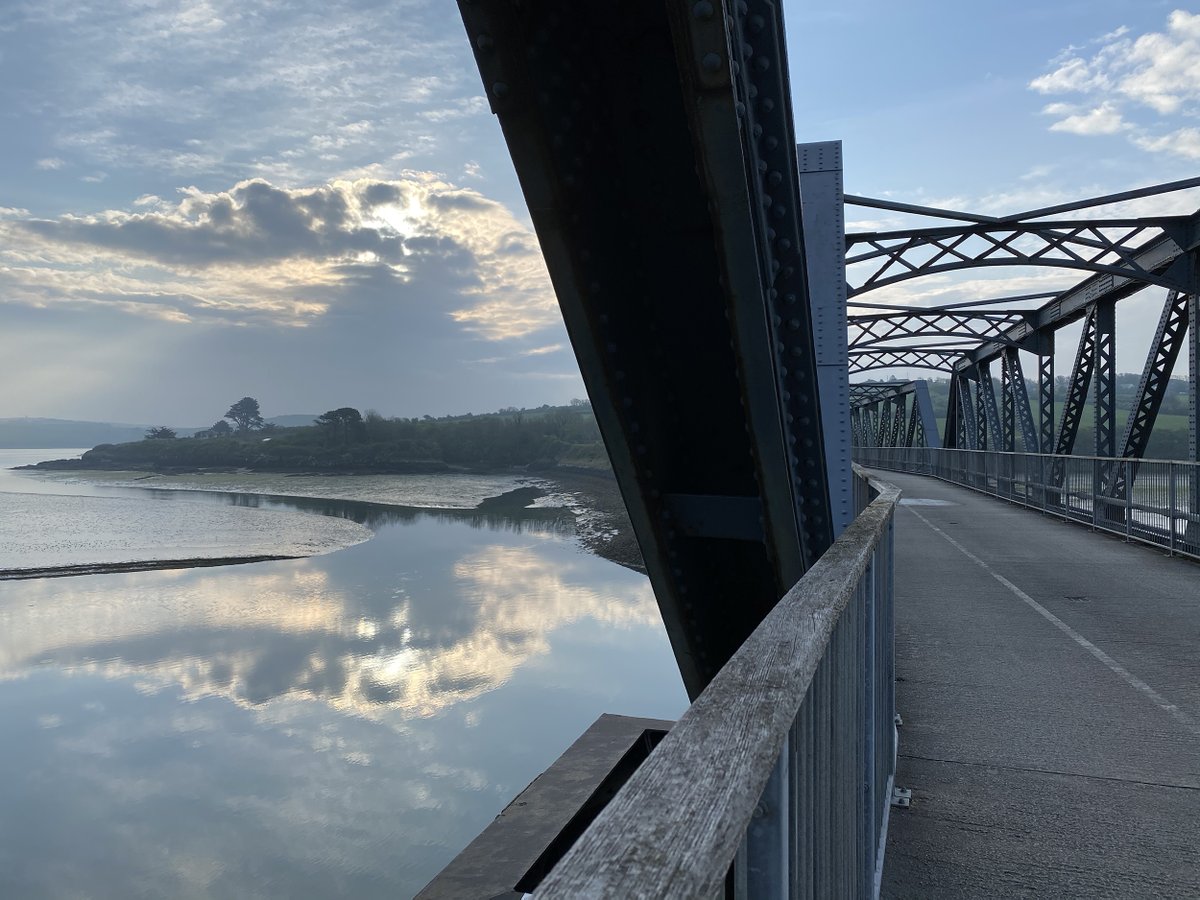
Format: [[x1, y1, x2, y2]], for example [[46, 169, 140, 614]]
[[541, 468, 645, 573], [2, 465, 645, 579]]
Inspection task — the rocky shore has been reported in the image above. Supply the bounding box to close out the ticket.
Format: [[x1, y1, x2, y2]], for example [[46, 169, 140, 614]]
[[541, 467, 645, 573]]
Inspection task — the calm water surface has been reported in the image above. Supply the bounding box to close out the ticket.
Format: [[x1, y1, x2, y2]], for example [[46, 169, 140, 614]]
[[0, 451, 688, 898]]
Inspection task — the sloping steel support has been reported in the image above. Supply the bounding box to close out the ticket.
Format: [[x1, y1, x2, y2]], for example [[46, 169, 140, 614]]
[[904, 396, 919, 447], [1004, 348, 1038, 452], [913, 380, 942, 449], [979, 361, 1002, 449], [890, 395, 906, 448], [944, 371, 960, 448], [1107, 289, 1192, 498], [456, 1, 833, 697], [799, 141, 852, 535], [957, 374, 977, 450], [975, 376, 989, 451], [1000, 354, 1016, 453], [1050, 308, 1097, 490], [1038, 337, 1055, 453]]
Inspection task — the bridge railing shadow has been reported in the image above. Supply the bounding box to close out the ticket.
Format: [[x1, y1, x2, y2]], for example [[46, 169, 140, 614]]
[[533, 468, 901, 899], [856, 447, 1200, 561]]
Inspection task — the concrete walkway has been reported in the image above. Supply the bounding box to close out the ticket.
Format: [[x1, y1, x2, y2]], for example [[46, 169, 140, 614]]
[[876, 470, 1200, 899]]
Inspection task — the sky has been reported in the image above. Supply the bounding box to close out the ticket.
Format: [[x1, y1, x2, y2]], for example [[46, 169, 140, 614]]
[[1, 1, 1198, 425]]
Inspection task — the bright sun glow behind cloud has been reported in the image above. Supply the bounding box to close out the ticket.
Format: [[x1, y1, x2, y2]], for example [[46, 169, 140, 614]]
[[0, 174, 560, 340]]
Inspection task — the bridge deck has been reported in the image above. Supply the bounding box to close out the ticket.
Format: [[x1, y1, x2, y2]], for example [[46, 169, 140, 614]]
[[877, 470, 1200, 899]]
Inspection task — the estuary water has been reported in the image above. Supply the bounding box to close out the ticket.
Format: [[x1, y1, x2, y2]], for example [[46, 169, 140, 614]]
[[0, 451, 688, 898]]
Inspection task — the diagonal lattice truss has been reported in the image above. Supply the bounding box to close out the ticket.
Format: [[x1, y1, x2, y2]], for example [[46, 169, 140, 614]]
[[844, 177, 1200, 377]]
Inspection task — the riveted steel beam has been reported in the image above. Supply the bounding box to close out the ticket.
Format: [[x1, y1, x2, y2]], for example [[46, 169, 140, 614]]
[[1038, 336, 1055, 453], [1106, 289, 1192, 499], [456, 0, 832, 697], [1050, 308, 1098, 490], [1093, 299, 1117, 459]]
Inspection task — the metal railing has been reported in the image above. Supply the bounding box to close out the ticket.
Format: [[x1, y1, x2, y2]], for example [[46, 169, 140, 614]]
[[856, 447, 1200, 562], [533, 468, 901, 898]]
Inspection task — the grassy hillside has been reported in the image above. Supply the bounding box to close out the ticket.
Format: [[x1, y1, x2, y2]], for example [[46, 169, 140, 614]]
[[27, 403, 612, 475]]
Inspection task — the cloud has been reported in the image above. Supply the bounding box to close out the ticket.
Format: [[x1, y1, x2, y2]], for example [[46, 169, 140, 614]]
[[5, 0, 492, 190], [0, 174, 558, 338], [35, 157, 65, 170], [1045, 101, 1126, 135], [1135, 127, 1200, 160], [1029, 11, 1200, 154]]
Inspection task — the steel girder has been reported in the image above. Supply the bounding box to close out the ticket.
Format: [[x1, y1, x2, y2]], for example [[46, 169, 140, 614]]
[[844, 181, 1200, 381], [1003, 348, 1039, 452], [954, 373, 978, 450], [456, 1, 833, 697], [1038, 338, 1055, 453], [974, 375, 988, 450], [849, 306, 1031, 351], [1094, 299, 1118, 460], [846, 218, 1191, 297], [1106, 290, 1192, 498], [848, 345, 966, 374], [1049, 308, 1098, 490], [848, 379, 941, 449], [978, 361, 1003, 450], [798, 141, 853, 534], [1190, 292, 1200, 544]]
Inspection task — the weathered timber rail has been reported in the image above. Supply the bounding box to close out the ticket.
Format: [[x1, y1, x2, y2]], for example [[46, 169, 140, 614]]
[[533, 468, 900, 898]]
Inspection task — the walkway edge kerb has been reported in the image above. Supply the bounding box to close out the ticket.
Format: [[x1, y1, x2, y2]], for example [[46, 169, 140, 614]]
[[536, 474, 901, 898]]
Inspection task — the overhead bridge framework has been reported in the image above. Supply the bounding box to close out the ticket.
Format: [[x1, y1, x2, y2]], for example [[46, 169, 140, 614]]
[[845, 180, 1200, 496]]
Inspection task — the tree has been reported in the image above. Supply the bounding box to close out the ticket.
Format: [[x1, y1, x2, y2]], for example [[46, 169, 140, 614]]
[[315, 407, 363, 443], [225, 397, 264, 432], [210, 420, 233, 436], [145, 426, 176, 440]]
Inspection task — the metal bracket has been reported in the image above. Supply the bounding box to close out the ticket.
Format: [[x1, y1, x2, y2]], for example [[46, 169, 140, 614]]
[[893, 713, 903, 727], [891, 787, 912, 808]]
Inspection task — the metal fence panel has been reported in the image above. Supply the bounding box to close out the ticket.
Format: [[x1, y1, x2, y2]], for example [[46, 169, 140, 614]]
[[855, 447, 1200, 562]]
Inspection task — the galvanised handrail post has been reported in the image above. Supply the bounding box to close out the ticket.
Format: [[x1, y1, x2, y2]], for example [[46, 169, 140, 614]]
[[1170, 463, 1177, 555], [1125, 460, 1133, 541]]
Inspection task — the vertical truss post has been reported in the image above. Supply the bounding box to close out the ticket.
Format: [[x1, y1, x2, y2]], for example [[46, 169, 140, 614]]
[[1189, 291, 1199, 546], [1000, 353, 1016, 453], [850, 407, 862, 447], [904, 395, 919, 448], [957, 373, 977, 450], [1094, 299, 1117, 459], [1051, 307, 1098, 492], [974, 374, 988, 450], [1037, 334, 1055, 454], [890, 394, 906, 448], [878, 398, 892, 447], [979, 361, 1003, 449], [798, 141, 852, 536], [945, 371, 962, 449], [1093, 299, 1118, 519]]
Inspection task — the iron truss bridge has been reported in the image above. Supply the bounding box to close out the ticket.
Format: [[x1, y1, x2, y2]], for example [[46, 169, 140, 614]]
[[846, 179, 1200, 478]]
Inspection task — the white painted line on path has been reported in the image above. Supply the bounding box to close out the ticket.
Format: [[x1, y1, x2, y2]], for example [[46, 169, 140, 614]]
[[905, 506, 1200, 737]]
